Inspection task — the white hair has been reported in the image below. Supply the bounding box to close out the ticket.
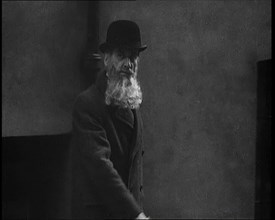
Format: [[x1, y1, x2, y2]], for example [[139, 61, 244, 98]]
[[105, 67, 142, 109]]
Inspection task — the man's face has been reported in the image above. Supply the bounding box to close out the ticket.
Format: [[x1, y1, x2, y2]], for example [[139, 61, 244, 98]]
[[104, 48, 139, 79], [104, 48, 142, 109]]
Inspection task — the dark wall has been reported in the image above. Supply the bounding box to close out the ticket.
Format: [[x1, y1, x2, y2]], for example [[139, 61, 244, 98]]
[[97, 1, 271, 218], [2, 1, 88, 136]]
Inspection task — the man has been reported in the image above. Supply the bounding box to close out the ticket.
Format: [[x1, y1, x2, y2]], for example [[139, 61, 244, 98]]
[[70, 20, 149, 219]]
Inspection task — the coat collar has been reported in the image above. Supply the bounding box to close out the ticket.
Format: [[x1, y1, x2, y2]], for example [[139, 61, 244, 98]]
[[130, 109, 143, 159], [95, 70, 108, 97]]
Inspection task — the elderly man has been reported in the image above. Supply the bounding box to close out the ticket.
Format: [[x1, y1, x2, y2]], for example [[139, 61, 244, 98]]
[[70, 20, 149, 219]]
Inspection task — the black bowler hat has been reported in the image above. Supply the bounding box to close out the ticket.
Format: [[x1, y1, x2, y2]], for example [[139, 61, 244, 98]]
[[99, 20, 147, 53]]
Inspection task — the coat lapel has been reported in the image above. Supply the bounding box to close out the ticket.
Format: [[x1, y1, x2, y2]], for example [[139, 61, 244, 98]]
[[129, 109, 142, 163], [127, 108, 142, 188], [114, 107, 135, 129]]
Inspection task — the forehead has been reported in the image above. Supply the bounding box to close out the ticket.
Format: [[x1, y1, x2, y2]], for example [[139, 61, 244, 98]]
[[114, 48, 139, 57]]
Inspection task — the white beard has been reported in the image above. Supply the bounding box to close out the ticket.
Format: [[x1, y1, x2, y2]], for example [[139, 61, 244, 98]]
[[105, 67, 142, 109]]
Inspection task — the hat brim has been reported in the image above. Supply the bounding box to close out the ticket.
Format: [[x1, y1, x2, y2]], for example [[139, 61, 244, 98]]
[[99, 42, 147, 53]]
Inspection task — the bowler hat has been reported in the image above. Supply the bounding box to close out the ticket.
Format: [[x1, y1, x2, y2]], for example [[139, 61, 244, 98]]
[[99, 20, 147, 53]]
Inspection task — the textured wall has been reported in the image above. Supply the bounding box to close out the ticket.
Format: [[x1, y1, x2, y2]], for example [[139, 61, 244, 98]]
[[2, 1, 88, 136], [97, 1, 271, 219]]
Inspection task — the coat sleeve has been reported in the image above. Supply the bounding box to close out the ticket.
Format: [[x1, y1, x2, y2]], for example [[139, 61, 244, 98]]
[[72, 96, 142, 218]]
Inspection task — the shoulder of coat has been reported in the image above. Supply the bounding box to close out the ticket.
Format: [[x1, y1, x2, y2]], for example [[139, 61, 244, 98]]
[[73, 84, 107, 119]]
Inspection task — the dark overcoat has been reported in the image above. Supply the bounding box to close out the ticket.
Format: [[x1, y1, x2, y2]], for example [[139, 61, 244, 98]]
[[70, 71, 144, 219]]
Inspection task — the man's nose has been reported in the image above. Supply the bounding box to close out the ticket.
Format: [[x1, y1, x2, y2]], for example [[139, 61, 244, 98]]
[[123, 58, 133, 70]]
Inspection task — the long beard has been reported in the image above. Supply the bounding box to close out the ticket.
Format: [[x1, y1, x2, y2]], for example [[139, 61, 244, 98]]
[[105, 67, 142, 109]]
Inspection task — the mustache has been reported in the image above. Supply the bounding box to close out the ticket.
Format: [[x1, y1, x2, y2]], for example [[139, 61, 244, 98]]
[[120, 69, 134, 75], [108, 65, 136, 78]]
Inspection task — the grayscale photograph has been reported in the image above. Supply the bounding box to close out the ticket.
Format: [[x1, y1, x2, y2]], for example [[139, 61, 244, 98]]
[[2, 1, 271, 219]]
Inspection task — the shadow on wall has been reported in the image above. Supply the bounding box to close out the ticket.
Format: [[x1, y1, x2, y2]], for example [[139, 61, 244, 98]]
[[2, 134, 72, 219]]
